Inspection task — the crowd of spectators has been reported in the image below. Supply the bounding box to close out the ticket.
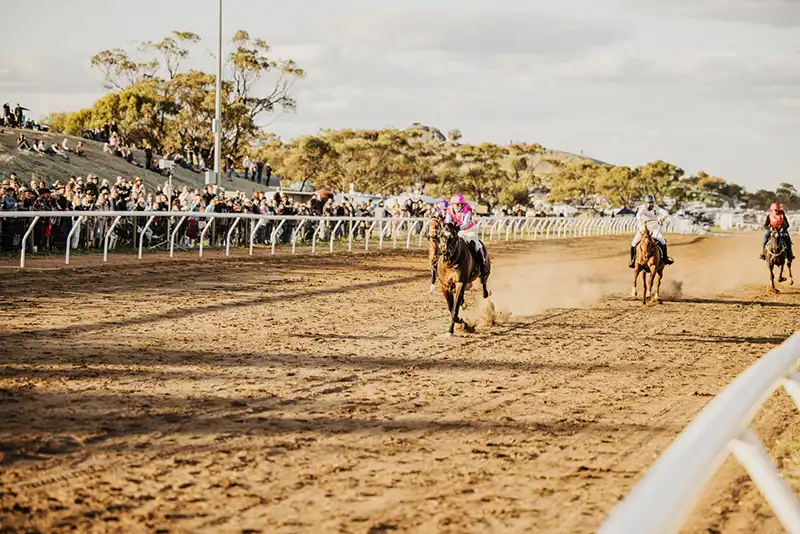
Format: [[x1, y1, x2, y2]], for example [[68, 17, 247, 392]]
[[2, 103, 45, 131], [0, 172, 443, 254]]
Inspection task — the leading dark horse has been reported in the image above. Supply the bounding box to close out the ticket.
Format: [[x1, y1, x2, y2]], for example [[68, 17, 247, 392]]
[[436, 222, 491, 335]]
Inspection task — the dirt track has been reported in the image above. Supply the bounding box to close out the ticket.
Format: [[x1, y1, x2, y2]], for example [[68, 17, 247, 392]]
[[2, 234, 800, 533]]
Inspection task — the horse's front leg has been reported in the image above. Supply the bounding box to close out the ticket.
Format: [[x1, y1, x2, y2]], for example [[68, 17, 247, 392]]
[[653, 268, 663, 304], [450, 282, 465, 334], [429, 255, 438, 293], [443, 282, 454, 314], [779, 263, 787, 283], [631, 266, 639, 298], [789, 262, 795, 286], [647, 263, 657, 303], [641, 269, 648, 305], [770, 263, 779, 293]]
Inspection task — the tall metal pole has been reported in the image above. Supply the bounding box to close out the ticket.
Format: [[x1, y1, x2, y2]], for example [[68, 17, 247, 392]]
[[213, 0, 223, 184]]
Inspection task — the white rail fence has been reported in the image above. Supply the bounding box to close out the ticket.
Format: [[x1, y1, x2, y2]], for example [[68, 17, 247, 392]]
[[600, 332, 800, 534], [0, 211, 702, 268]]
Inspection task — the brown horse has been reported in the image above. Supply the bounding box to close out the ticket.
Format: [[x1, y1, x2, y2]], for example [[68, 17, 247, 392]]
[[427, 218, 442, 293], [437, 222, 491, 335], [631, 225, 665, 305], [765, 228, 794, 293]]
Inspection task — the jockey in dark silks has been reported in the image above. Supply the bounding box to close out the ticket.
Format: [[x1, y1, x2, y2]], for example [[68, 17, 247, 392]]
[[760, 202, 794, 264], [433, 200, 449, 221]]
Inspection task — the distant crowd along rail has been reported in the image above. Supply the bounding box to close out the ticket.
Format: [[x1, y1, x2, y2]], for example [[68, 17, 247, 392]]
[[0, 211, 704, 268]]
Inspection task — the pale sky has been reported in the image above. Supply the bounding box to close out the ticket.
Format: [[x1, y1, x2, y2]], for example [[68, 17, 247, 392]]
[[3, 0, 799, 190]]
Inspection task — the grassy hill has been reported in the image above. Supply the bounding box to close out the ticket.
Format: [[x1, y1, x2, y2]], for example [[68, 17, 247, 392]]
[[0, 128, 267, 194], [0, 125, 604, 196], [406, 123, 606, 185]]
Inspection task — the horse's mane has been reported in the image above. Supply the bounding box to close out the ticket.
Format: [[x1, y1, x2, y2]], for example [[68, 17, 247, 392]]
[[636, 224, 660, 266], [439, 222, 468, 265]]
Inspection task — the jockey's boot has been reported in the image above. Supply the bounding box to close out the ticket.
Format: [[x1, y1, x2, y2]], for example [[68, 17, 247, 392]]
[[629, 246, 635, 268], [479, 252, 490, 278], [662, 243, 674, 265]]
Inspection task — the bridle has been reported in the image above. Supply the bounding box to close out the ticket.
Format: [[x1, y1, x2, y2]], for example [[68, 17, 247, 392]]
[[438, 223, 463, 267], [766, 228, 786, 260]]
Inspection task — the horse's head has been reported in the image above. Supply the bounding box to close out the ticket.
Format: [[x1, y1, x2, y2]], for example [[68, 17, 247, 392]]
[[768, 228, 783, 254], [438, 222, 460, 257], [428, 218, 441, 241]]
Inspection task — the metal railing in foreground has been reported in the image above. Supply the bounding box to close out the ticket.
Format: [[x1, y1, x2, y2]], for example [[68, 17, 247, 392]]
[[600, 332, 800, 534], [0, 211, 702, 268]]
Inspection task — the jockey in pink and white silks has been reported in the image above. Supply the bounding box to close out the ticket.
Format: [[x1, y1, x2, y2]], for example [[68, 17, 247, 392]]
[[445, 194, 490, 277]]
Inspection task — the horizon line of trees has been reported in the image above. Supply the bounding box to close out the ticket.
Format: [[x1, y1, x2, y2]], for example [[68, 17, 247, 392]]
[[40, 29, 792, 212]]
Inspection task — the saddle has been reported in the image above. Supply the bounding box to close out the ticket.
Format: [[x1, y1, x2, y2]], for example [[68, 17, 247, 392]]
[[463, 239, 487, 277]]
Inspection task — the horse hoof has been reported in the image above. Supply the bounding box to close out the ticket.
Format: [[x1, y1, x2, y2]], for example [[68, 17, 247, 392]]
[[780, 277, 787, 283], [429, 284, 436, 294], [440, 332, 453, 339], [630, 288, 637, 298]]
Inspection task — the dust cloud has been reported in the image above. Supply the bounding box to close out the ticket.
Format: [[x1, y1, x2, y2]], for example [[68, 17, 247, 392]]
[[472, 234, 769, 319]]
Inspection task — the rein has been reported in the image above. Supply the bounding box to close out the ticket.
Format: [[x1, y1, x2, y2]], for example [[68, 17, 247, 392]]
[[636, 233, 659, 266], [766, 232, 786, 261], [439, 230, 468, 268]]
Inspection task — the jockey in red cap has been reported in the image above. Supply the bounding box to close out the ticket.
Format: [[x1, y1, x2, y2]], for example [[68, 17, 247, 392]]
[[760, 202, 794, 263]]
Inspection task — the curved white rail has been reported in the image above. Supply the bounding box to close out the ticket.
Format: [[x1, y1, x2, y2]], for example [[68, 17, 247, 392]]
[[600, 332, 800, 534]]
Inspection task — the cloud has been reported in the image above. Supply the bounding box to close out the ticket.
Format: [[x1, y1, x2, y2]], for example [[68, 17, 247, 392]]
[[627, 0, 800, 27], [276, 8, 630, 58], [0, 53, 102, 97]]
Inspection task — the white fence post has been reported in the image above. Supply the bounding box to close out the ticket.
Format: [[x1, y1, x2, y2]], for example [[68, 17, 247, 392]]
[[103, 216, 123, 263], [139, 216, 156, 259], [729, 429, 800, 532], [329, 220, 343, 254], [249, 219, 266, 256], [65, 216, 84, 265], [169, 216, 187, 258], [291, 220, 306, 255], [225, 217, 242, 257], [600, 332, 800, 534], [199, 216, 215, 258], [19, 216, 40, 268]]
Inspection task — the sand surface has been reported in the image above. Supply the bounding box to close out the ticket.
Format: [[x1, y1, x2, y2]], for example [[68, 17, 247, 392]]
[[2, 234, 800, 533]]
